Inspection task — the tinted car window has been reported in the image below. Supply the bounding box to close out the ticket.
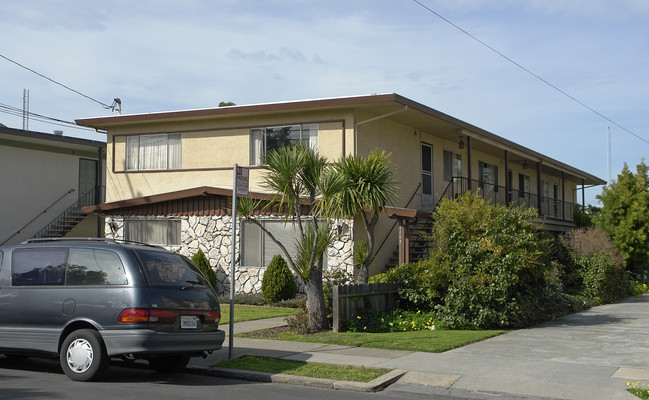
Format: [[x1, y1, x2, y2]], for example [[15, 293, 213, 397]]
[[67, 248, 128, 285], [12, 248, 67, 285], [136, 250, 207, 286]]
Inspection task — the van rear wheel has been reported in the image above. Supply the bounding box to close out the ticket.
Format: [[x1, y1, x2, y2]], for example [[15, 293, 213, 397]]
[[60, 329, 109, 381]]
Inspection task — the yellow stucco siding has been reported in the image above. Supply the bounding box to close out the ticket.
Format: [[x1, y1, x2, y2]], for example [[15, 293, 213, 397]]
[[104, 113, 350, 202]]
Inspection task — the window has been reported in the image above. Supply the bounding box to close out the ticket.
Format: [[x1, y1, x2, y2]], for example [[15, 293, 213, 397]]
[[250, 124, 318, 165], [67, 248, 127, 285], [126, 133, 181, 170], [241, 220, 327, 268], [136, 250, 207, 286], [518, 173, 531, 197], [12, 248, 67, 285], [421, 143, 433, 205], [443, 150, 462, 181], [124, 219, 181, 245], [478, 161, 499, 192]]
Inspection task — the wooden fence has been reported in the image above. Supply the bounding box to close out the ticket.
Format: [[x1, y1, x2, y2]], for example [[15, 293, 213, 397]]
[[332, 282, 400, 332]]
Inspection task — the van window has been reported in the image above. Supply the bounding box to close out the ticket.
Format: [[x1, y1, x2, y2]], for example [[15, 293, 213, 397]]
[[136, 250, 207, 286], [12, 248, 67, 285], [67, 248, 128, 285]]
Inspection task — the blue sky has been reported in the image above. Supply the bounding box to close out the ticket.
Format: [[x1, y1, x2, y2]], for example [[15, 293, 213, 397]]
[[1, 1, 648, 204]]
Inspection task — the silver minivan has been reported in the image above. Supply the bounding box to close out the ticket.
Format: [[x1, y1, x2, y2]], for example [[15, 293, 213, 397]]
[[0, 238, 225, 381]]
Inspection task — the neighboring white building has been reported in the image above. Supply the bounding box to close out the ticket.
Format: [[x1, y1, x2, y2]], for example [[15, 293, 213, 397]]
[[0, 126, 106, 245]]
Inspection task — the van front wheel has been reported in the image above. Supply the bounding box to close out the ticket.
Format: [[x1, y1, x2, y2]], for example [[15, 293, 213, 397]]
[[60, 329, 109, 381]]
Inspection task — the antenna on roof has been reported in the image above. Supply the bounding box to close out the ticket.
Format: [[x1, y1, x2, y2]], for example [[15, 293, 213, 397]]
[[104, 98, 122, 114]]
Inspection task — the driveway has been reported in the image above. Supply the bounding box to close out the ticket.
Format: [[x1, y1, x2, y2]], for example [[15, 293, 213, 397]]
[[383, 295, 649, 399]]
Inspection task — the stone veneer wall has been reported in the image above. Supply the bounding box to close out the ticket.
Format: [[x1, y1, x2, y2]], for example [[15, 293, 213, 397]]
[[106, 215, 354, 296]]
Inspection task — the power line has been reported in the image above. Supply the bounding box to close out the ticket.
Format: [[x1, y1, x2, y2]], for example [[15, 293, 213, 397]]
[[0, 102, 95, 132], [412, 0, 649, 146], [0, 53, 120, 112]]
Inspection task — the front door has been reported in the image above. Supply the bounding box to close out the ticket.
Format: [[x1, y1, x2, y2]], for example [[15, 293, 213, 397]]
[[421, 143, 433, 206], [79, 159, 97, 205]]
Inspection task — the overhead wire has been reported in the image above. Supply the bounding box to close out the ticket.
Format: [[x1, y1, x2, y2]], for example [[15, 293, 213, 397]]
[[0, 53, 114, 110], [0, 102, 95, 132], [412, 0, 649, 146]]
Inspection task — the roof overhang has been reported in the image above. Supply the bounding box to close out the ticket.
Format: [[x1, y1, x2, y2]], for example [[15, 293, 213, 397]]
[[75, 93, 606, 186]]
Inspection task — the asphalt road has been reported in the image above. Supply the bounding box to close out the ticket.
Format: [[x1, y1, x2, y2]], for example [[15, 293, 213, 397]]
[[0, 356, 553, 400]]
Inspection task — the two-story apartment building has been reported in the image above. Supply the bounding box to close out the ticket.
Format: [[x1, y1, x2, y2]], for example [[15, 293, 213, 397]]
[[77, 93, 605, 295], [0, 126, 106, 245]]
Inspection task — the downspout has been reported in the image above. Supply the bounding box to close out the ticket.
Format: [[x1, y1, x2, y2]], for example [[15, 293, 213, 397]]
[[354, 106, 408, 157], [466, 136, 472, 191], [96, 146, 103, 237]]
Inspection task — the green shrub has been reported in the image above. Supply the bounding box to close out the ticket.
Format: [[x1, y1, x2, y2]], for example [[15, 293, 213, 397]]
[[370, 259, 449, 310], [191, 249, 217, 288], [426, 192, 552, 329], [574, 251, 631, 304], [261, 254, 297, 304]]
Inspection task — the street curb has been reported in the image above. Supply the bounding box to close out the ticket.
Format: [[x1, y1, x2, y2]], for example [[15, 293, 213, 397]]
[[187, 366, 408, 392]]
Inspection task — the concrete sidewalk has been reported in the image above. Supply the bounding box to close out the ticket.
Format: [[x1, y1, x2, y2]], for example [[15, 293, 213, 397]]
[[189, 295, 649, 399]]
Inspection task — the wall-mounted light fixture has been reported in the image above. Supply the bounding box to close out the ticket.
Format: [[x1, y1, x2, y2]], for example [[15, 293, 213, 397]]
[[459, 136, 465, 149], [105, 216, 117, 237]]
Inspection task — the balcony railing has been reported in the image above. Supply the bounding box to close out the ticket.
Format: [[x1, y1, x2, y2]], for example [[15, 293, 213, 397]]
[[437, 177, 575, 222]]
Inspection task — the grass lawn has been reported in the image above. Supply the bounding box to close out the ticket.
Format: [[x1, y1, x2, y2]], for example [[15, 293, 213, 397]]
[[239, 328, 507, 353], [219, 304, 300, 325], [213, 355, 390, 382]]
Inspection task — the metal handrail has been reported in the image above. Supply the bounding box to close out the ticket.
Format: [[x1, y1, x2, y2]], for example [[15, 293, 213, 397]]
[[369, 183, 421, 266], [438, 177, 575, 221], [32, 188, 97, 239], [0, 188, 76, 245]]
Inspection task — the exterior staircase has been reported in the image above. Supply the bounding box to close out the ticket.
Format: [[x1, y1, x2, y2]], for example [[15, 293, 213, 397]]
[[387, 217, 434, 268], [32, 188, 96, 239]]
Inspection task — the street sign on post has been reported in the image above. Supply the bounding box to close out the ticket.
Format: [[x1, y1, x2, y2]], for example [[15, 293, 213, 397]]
[[229, 164, 248, 360], [235, 166, 249, 196]]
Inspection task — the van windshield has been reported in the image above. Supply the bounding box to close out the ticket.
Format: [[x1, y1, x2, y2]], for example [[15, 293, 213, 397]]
[[136, 250, 208, 286]]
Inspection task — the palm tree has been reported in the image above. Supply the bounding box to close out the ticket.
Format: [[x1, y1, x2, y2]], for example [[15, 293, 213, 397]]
[[334, 150, 398, 283], [237, 144, 345, 331]]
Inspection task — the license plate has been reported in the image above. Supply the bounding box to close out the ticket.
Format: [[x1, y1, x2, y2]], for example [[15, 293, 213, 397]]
[[180, 315, 198, 329]]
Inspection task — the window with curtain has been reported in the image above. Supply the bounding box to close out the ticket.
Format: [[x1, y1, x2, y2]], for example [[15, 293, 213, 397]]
[[124, 219, 181, 245], [443, 150, 462, 181], [250, 124, 318, 165], [478, 161, 499, 192], [241, 219, 327, 268], [518, 173, 531, 197], [126, 133, 182, 170]]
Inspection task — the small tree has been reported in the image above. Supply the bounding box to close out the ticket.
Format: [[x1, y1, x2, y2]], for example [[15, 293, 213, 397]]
[[334, 150, 398, 283], [237, 144, 346, 331], [261, 254, 296, 303], [191, 249, 217, 289], [594, 160, 649, 272]]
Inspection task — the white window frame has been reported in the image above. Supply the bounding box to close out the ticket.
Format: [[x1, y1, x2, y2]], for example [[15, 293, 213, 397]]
[[126, 133, 182, 171], [250, 124, 318, 166]]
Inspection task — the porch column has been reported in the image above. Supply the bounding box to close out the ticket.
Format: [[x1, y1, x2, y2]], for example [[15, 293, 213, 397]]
[[398, 220, 410, 266], [582, 178, 585, 211], [504, 150, 510, 205]]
